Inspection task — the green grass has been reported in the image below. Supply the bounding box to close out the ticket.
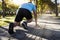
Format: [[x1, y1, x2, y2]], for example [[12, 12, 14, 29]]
[[51, 13, 56, 16], [0, 15, 26, 26], [0, 15, 15, 26], [51, 13, 60, 20]]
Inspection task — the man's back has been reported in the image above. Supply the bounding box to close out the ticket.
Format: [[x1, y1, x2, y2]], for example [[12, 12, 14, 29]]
[[20, 2, 36, 12]]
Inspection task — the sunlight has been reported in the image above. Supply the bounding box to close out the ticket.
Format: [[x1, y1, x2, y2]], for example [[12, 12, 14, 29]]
[[12, 0, 29, 5], [0, 0, 2, 2]]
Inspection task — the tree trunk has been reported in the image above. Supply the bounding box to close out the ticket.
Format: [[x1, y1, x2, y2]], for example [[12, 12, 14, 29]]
[[55, 0, 58, 16], [2, 0, 6, 18]]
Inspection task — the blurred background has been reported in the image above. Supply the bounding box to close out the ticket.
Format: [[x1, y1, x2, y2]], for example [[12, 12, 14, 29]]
[[0, 0, 60, 26]]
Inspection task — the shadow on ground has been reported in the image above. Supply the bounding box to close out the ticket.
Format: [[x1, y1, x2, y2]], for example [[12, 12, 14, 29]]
[[0, 26, 60, 40], [40, 21, 60, 25], [4, 21, 12, 23]]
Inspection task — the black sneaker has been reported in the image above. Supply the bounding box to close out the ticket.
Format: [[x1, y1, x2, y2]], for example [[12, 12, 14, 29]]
[[8, 23, 14, 34], [22, 22, 27, 29]]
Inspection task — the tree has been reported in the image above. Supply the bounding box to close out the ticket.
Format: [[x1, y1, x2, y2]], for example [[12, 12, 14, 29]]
[[1, 0, 18, 16], [55, 0, 58, 16], [2, 0, 6, 17], [34, 0, 56, 14]]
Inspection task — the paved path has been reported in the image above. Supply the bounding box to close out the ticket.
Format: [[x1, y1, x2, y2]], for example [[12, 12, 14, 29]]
[[0, 14, 60, 40]]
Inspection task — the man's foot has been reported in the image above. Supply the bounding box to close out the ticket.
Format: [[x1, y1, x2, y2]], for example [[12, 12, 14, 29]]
[[8, 23, 14, 35], [22, 22, 27, 29]]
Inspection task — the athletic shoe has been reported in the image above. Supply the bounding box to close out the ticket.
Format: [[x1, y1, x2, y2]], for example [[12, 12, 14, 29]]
[[22, 22, 27, 29], [8, 23, 14, 34]]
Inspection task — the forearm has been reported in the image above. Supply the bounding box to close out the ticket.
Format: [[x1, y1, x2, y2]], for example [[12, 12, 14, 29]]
[[34, 12, 37, 25], [35, 13, 37, 25]]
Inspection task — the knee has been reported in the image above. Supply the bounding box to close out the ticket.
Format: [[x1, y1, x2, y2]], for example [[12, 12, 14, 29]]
[[14, 22, 20, 26], [27, 19, 32, 23]]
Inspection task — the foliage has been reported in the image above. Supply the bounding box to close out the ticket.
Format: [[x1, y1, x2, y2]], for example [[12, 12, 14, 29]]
[[0, 2, 2, 10], [2, 0, 18, 11], [0, 15, 15, 26], [6, 0, 18, 10], [35, 0, 56, 13], [0, 0, 57, 15]]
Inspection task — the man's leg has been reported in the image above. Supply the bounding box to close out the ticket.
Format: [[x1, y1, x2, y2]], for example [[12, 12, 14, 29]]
[[8, 22, 20, 34], [22, 9, 32, 29], [22, 19, 32, 29], [8, 8, 23, 34], [8, 16, 22, 34]]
